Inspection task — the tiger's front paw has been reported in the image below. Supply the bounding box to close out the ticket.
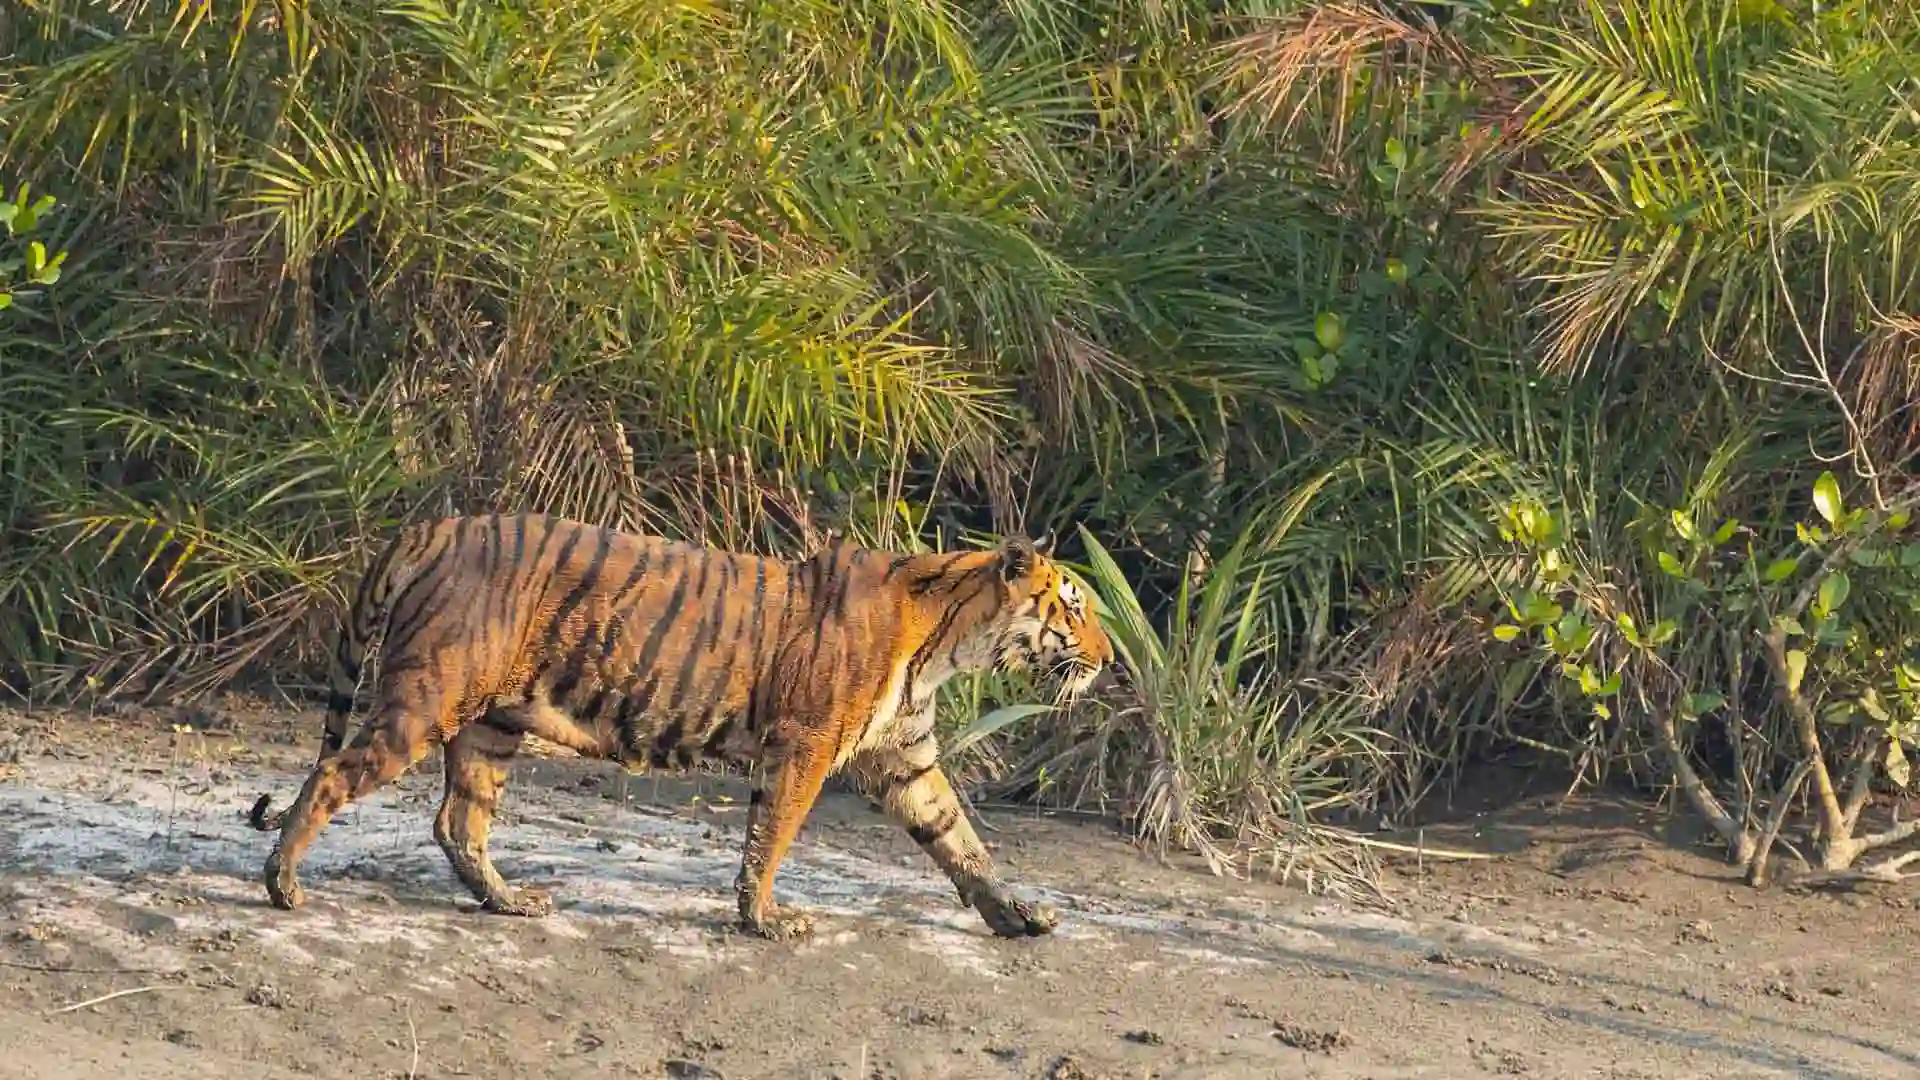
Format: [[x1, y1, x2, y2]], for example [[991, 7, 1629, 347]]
[[977, 890, 1058, 938], [742, 904, 817, 942]]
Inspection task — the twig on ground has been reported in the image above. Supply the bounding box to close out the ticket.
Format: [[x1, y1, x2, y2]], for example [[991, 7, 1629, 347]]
[[1325, 829, 1498, 861], [46, 984, 172, 1015], [406, 1000, 420, 1080]]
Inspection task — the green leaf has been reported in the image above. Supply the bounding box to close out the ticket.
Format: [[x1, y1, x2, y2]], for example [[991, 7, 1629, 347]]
[[943, 703, 1055, 761], [1771, 615, 1805, 638], [1492, 623, 1522, 642], [1888, 741, 1911, 790], [1813, 471, 1843, 525], [1763, 557, 1799, 582], [1670, 510, 1696, 542], [1785, 649, 1808, 696], [1711, 519, 1740, 545], [0, 292, 11, 311], [25, 241, 44, 275], [1384, 136, 1408, 170], [1615, 612, 1640, 645], [1385, 257, 1408, 284], [1817, 571, 1851, 615], [1857, 688, 1891, 724], [1646, 619, 1677, 647], [1657, 550, 1685, 577], [1598, 670, 1622, 696], [1578, 665, 1602, 696], [30, 249, 65, 286], [1684, 692, 1727, 715], [1313, 311, 1345, 352]]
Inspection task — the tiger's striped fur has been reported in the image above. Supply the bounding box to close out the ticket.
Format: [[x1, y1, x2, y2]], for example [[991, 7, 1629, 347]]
[[246, 512, 1114, 940]]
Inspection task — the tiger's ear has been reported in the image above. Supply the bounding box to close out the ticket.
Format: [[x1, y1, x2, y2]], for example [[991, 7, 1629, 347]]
[[999, 535, 1037, 583], [1032, 529, 1054, 557]]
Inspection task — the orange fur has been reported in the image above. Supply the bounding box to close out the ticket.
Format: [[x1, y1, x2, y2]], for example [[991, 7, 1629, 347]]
[[248, 513, 1114, 939]]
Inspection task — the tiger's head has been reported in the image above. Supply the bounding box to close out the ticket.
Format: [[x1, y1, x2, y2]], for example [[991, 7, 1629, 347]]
[[990, 532, 1116, 701]]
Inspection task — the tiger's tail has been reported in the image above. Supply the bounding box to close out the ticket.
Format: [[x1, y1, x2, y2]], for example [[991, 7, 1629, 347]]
[[247, 525, 420, 832]]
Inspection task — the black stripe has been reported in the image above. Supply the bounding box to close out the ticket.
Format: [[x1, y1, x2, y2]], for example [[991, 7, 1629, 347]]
[[691, 557, 756, 722], [648, 717, 687, 766], [774, 565, 804, 644], [664, 554, 719, 714], [603, 544, 656, 622], [613, 671, 663, 749], [889, 763, 937, 791], [700, 714, 737, 756], [475, 517, 514, 643], [377, 529, 465, 663], [482, 707, 534, 736], [741, 557, 770, 672], [899, 578, 991, 706], [544, 525, 615, 649], [351, 532, 403, 642], [543, 522, 589, 608], [549, 643, 590, 707], [596, 615, 625, 664], [482, 515, 506, 589], [907, 808, 960, 846], [378, 522, 460, 646], [825, 550, 856, 622], [627, 560, 693, 698]]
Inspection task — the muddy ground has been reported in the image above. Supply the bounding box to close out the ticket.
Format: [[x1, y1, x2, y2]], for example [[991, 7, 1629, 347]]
[[1, 700, 1915, 1079]]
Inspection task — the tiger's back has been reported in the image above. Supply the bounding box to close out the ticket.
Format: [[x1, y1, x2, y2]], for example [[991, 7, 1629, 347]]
[[385, 514, 813, 770]]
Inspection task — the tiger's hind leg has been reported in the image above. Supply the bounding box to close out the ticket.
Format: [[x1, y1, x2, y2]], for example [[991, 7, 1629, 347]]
[[434, 715, 550, 917], [849, 733, 1058, 938], [262, 691, 449, 911], [734, 735, 835, 941], [247, 677, 359, 833]]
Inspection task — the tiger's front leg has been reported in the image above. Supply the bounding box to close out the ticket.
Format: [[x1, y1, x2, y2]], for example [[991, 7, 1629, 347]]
[[849, 734, 1058, 938]]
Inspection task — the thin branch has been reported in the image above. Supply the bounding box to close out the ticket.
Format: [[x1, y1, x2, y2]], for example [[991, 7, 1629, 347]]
[[46, 985, 173, 1015], [1745, 756, 1812, 887]]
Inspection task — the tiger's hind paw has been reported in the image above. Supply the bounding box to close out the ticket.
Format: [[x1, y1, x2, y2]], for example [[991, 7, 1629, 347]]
[[481, 887, 555, 918], [978, 892, 1058, 938], [264, 855, 305, 911]]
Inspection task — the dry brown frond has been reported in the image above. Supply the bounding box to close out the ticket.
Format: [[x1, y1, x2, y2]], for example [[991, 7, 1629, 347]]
[[1841, 313, 1920, 467], [1033, 319, 1139, 449], [1211, 2, 1470, 157]]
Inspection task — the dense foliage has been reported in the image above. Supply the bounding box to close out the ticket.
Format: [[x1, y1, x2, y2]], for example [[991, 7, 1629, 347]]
[[4, 0, 1919, 886]]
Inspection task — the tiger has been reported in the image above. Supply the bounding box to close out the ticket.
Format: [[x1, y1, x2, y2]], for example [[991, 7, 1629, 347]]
[[246, 512, 1115, 941]]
